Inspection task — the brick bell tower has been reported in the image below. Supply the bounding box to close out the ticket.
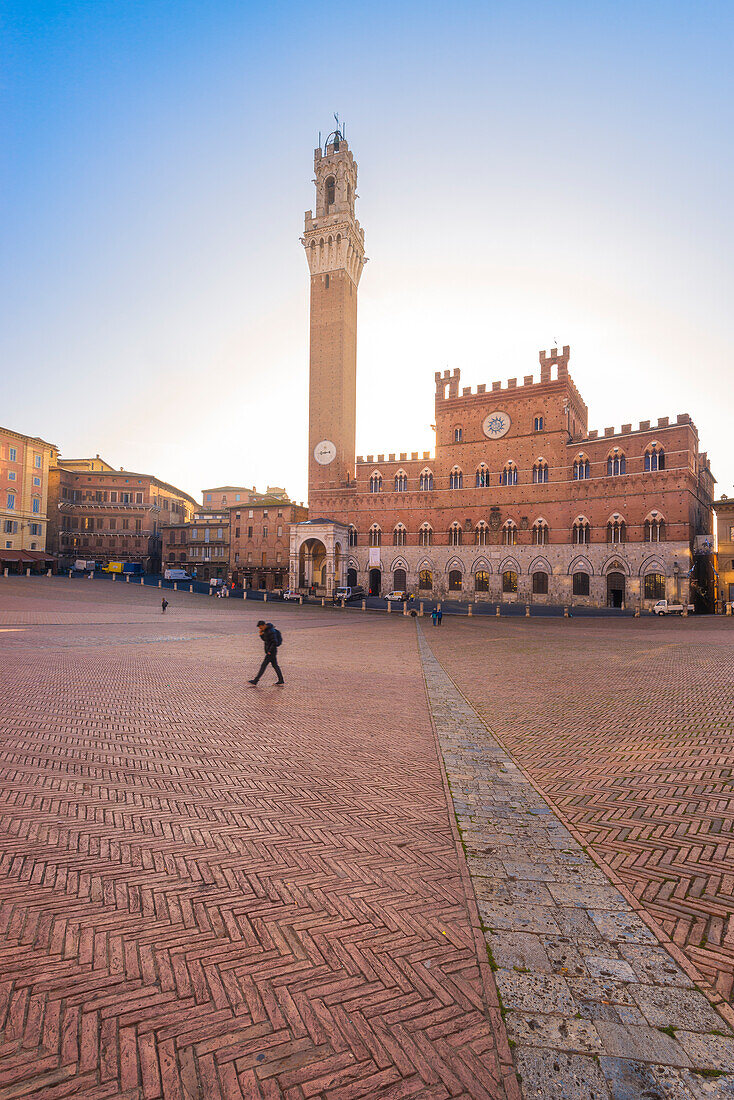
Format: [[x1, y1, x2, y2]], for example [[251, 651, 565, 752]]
[[303, 125, 365, 499]]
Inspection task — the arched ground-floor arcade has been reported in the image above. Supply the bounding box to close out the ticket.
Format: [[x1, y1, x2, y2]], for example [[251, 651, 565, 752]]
[[341, 542, 693, 608]]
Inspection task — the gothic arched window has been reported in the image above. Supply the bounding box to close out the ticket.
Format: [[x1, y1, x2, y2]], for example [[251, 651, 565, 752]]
[[607, 518, 626, 544], [393, 524, 407, 547], [448, 522, 462, 546], [607, 452, 627, 477], [645, 444, 665, 472], [394, 471, 408, 492], [501, 462, 518, 486], [573, 456, 590, 480], [449, 467, 463, 490], [475, 464, 490, 488], [419, 469, 434, 491], [573, 518, 590, 545], [348, 525, 358, 547], [475, 521, 490, 546], [369, 472, 382, 494], [532, 459, 549, 484], [419, 523, 433, 547], [325, 176, 335, 207], [369, 524, 382, 547], [502, 520, 518, 546], [532, 519, 549, 546]]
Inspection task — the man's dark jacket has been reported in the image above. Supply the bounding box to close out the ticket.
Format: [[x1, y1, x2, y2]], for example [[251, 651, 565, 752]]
[[261, 623, 279, 656]]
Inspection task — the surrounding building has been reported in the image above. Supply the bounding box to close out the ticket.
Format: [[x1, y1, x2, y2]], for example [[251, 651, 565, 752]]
[[714, 496, 734, 611], [231, 497, 308, 590], [0, 426, 58, 572], [290, 129, 716, 608], [202, 485, 289, 509], [161, 510, 230, 583], [47, 458, 197, 572]]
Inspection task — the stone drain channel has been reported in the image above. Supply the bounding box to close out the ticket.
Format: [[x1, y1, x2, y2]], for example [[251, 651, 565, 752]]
[[417, 626, 734, 1099]]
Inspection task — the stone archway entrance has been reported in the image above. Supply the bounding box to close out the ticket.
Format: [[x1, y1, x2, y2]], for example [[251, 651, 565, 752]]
[[607, 571, 626, 608], [289, 520, 349, 598], [347, 567, 358, 587], [369, 568, 381, 596], [299, 538, 326, 591]]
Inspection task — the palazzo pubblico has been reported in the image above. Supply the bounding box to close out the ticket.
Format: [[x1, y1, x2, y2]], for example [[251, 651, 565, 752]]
[[289, 130, 715, 609]]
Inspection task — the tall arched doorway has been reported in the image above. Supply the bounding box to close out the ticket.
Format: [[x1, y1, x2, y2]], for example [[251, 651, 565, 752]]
[[607, 572, 625, 608], [393, 567, 406, 592], [368, 568, 381, 596], [299, 538, 327, 591], [347, 567, 358, 588]]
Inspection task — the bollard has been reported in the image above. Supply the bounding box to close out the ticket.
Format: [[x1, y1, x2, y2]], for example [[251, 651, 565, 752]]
[[88, 571, 93, 580], [321, 597, 325, 606], [243, 589, 247, 599], [4, 568, 8, 577], [189, 585, 193, 593], [682, 607, 688, 617], [140, 577, 144, 585], [468, 604, 473, 616], [112, 574, 116, 581], [68, 570, 72, 578], [564, 606, 569, 617], [387, 600, 391, 613], [173, 582, 177, 591], [158, 580, 162, 588], [496, 606, 500, 617], [525, 605, 530, 617], [341, 598, 345, 608], [26, 568, 31, 577], [299, 595, 303, 605], [263, 593, 267, 603], [634, 609, 640, 618], [47, 569, 52, 577], [361, 599, 366, 610], [126, 574, 130, 583], [419, 601, 424, 616]]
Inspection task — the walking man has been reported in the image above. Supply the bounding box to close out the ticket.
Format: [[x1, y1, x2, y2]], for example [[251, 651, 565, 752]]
[[437, 606, 443, 626], [249, 620, 284, 685], [161, 598, 168, 614]]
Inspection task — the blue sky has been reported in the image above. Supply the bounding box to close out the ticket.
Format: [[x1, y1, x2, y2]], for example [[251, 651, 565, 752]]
[[2, 1, 732, 503]]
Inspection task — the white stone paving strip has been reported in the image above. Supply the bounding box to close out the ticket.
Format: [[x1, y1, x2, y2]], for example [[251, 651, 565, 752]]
[[417, 627, 734, 1100]]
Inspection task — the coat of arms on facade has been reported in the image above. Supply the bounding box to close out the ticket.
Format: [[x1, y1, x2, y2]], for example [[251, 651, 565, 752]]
[[520, 516, 529, 531], [489, 507, 501, 531]]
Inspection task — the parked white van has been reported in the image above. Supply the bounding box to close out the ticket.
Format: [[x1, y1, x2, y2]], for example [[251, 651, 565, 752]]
[[164, 568, 192, 582]]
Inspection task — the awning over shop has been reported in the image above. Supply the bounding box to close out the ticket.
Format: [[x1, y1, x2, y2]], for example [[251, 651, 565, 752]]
[[0, 550, 55, 563]]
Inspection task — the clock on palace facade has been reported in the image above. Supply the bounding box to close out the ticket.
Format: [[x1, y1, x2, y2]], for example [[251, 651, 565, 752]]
[[314, 439, 337, 465], [482, 411, 511, 439]]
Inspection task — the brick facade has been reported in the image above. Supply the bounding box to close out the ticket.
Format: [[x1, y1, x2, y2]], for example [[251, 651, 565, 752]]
[[161, 510, 230, 581], [48, 460, 197, 572], [294, 132, 716, 609], [230, 499, 308, 590]]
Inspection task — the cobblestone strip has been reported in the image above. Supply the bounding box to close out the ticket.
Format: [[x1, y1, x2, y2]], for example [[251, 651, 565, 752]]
[[417, 626, 734, 1100]]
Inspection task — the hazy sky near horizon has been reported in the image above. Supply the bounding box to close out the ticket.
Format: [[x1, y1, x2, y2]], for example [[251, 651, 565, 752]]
[[2, 0, 733, 504]]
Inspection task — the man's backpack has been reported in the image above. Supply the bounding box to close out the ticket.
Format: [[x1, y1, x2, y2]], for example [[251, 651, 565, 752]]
[[273, 627, 283, 647]]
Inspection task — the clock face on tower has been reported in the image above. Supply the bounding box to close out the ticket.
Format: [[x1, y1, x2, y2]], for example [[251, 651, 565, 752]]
[[482, 411, 511, 439], [314, 439, 337, 465]]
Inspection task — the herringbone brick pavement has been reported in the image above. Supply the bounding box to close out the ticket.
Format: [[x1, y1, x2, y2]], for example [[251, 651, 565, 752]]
[[425, 614, 734, 1006], [0, 580, 511, 1099]]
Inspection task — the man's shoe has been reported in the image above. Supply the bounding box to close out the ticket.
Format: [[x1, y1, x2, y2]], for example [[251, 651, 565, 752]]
[[276, 681, 285, 686], [248, 679, 258, 685]]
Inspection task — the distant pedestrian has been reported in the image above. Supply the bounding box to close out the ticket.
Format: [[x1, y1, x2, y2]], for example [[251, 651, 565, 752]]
[[161, 598, 168, 614], [437, 607, 443, 626], [249, 620, 284, 686], [431, 608, 438, 627]]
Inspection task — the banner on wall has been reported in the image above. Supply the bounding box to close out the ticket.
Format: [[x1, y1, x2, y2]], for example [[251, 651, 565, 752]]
[[368, 548, 381, 567]]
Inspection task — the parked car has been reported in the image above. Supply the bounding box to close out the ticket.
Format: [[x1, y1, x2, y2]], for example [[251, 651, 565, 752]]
[[208, 577, 224, 587], [164, 568, 193, 582], [334, 586, 365, 602], [385, 590, 407, 602], [652, 599, 695, 616], [73, 559, 96, 573], [282, 590, 301, 601]]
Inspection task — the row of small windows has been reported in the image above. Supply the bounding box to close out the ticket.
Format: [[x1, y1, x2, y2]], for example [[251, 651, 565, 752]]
[[369, 448, 665, 492], [358, 518, 665, 547]]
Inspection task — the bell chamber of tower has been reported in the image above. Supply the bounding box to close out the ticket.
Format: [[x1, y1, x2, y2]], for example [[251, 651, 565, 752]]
[[303, 130, 366, 500]]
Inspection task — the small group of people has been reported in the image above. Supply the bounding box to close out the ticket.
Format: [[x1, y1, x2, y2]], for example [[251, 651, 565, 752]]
[[430, 606, 443, 626]]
